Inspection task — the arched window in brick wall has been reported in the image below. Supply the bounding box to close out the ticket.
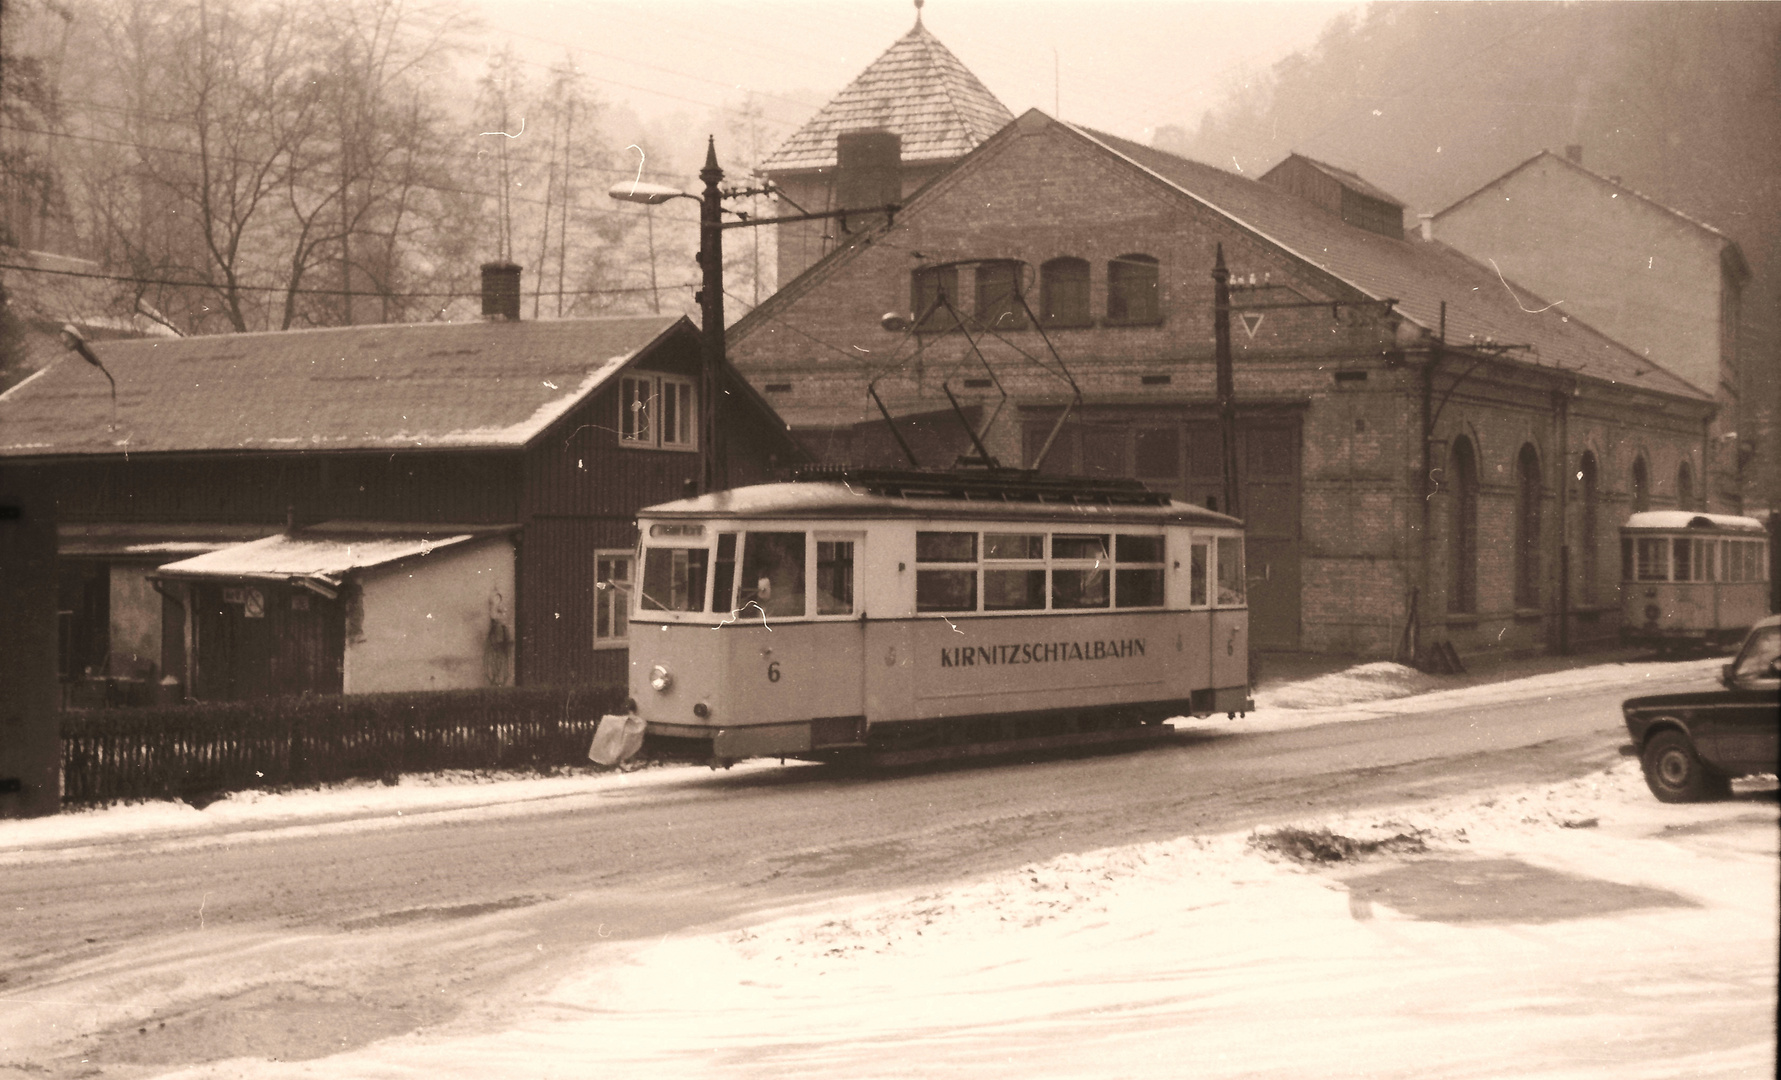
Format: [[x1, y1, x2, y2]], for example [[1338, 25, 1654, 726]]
[[912, 264, 960, 333], [1676, 461, 1694, 511], [1449, 436, 1478, 614], [1632, 456, 1650, 512], [1106, 254, 1159, 324], [1580, 451, 1599, 605], [1515, 443, 1543, 608], [975, 260, 1027, 329], [1040, 257, 1091, 327]]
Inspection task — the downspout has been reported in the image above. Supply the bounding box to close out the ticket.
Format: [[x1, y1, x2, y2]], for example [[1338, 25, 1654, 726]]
[[148, 577, 194, 700], [1555, 384, 1571, 655], [1417, 304, 1445, 667]]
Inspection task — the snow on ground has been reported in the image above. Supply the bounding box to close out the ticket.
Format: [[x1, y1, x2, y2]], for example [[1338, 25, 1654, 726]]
[[148, 762, 1777, 1080], [0, 655, 1725, 858]]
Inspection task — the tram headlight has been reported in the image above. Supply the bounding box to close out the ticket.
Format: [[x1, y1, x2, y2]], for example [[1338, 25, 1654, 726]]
[[649, 664, 673, 693]]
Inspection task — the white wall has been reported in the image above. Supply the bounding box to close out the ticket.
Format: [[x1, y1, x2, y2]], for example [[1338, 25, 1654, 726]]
[[342, 536, 516, 694], [108, 563, 162, 678]]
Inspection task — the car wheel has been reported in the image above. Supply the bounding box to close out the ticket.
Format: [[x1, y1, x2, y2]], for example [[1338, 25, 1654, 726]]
[[1640, 729, 1731, 803]]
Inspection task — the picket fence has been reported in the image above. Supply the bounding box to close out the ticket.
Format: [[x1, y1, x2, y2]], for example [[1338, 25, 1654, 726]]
[[59, 686, 627, 805]]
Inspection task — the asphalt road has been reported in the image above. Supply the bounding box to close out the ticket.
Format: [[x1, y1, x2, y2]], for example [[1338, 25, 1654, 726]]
[[0, 676, 1697, 1076]]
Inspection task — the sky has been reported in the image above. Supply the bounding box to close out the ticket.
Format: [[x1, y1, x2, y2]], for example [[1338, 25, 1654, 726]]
[[470, 0, 1358, 149]]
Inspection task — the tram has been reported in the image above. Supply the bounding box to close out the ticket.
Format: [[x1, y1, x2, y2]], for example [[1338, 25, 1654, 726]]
[[1620, 511, 1771, 652], [618, 468, 1252, 766]]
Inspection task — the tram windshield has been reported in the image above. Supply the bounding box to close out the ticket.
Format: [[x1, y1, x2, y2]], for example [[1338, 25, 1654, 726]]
[[737, 532, 806, 617], [639, 546, 708, 611]]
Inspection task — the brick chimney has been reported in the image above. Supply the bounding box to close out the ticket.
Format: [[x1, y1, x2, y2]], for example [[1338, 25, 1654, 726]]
[[480, 262, 522, 321], [836, 130, 901, 212]]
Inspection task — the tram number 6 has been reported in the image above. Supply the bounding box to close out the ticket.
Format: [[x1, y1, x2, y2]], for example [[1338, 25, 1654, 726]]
[[766, 661, 781, 683]]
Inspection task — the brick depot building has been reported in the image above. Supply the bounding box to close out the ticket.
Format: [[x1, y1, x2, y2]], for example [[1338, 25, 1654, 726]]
[[727, 109, 1719, 659]]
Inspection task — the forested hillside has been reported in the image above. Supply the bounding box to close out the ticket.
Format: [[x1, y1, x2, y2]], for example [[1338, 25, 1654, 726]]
[[1155, 1, 1780, 506]]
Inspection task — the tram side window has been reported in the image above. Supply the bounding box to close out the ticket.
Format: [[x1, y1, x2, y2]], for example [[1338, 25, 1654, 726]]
[[816, 540, 855, 615], [1635, 538, 1669, 581], [738, 532, 806, 617], [1115, 534, 1165, 607], [916, 531, 977, 612], [640, 547, 710, 612], [984, 532, 1046, 611], [1190, 541, 1209, 606], [712, 533, 738, 613], [1052, 533, 1110, 609], [1215, 536, 1245, 605], [1672, 538, 1694, 582]]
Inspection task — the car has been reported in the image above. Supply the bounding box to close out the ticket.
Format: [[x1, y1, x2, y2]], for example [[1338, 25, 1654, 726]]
[[1622, 613, 1781, 802]]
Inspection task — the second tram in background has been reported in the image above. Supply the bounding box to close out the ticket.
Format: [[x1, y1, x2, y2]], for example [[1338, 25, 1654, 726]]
[[618, 468, 1252, 766], [1621, 511, 1772, 653]]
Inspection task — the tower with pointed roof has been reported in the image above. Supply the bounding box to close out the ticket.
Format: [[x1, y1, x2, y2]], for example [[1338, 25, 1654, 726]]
[[761, 3, 1012, 286]]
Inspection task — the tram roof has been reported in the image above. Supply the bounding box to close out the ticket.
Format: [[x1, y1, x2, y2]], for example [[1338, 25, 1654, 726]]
[[1621, 511, 1767, 534], [640, 477, 1243, 528]]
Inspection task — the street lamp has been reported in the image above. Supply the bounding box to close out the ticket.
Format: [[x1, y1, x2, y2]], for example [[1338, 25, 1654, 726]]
[[610, 138, 900, 494]]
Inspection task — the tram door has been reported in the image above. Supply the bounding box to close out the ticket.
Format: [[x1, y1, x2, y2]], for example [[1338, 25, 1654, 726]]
[[1167, 526, 1213, 692]]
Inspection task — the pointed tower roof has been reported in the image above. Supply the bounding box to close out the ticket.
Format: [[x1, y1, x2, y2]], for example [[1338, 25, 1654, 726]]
[[760, 15, 1013, 173]]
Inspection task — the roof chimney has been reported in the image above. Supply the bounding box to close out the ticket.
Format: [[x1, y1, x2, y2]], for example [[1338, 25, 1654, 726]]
[[480, 262, 521, 321], [836, 130, 902, 213], [1417, 212, 1434, 241], [1564, 144, 1582, 165]]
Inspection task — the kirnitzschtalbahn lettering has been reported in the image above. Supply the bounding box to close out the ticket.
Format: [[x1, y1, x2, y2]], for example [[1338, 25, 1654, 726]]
[[938, 638, 1147, 668]]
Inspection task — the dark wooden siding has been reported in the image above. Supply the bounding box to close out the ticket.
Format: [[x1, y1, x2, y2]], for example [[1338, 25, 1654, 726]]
[[515, 515, 634, 688], [45, 453, 523, 525]]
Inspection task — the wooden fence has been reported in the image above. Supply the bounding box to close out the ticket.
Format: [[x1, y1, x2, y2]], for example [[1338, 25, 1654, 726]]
[[59, 686, 627, 806]]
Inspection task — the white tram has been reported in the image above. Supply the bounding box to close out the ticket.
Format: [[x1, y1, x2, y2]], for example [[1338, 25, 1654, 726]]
[[622, 469, 1253, 765], [1620, 511, 1772, 652]]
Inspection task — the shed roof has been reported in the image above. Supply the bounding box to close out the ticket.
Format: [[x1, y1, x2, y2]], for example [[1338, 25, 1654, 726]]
[[0, 315, 691, 458], [759, 18, 1012, 173], [154, 522, 510, 585]]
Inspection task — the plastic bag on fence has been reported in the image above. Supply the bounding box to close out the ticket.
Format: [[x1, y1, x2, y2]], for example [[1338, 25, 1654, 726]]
[[588, 713, 646, 767]]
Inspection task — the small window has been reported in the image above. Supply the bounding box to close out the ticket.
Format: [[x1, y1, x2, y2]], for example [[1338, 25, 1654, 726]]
[[640, 546, 709, 612], [1040, 257, 1091, 327], [1672, 537, 1694, 582], [816, 540, 855, 615], [1214, 536, 1245, 605], [1052, 533, 1109, 609], [916, 530, 977, 612], [975, 260, 1027, 329], [1635, 538, 1669, 581], [738, 532, 806, 618], [984, 532, 1045, 611], [712, 533, 738, 613], [1190, 541, 1209, 606], [913, 265, 960, 332], [619, 373, 697, 451], [594, 551, 633, 646], [1106, 254, 1159, 324], [1115, 534, 1164, 608]]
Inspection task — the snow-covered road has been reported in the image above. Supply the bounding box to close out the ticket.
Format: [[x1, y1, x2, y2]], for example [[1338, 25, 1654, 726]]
[[4, 655, 1773, 1080]]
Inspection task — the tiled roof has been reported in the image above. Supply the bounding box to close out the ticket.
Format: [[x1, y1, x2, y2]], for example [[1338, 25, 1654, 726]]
[[1074, 125, 1708, 401], [0, 315, 690, 458], [759, 20, 1012, 173]]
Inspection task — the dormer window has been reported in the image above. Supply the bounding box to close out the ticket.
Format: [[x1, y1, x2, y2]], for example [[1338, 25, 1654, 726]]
[[1106, 254, 1160, 324]]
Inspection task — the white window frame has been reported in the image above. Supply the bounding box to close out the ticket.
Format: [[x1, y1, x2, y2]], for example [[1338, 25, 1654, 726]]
[[618, 371, 698, 452], [593, 549, 634, 649]]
